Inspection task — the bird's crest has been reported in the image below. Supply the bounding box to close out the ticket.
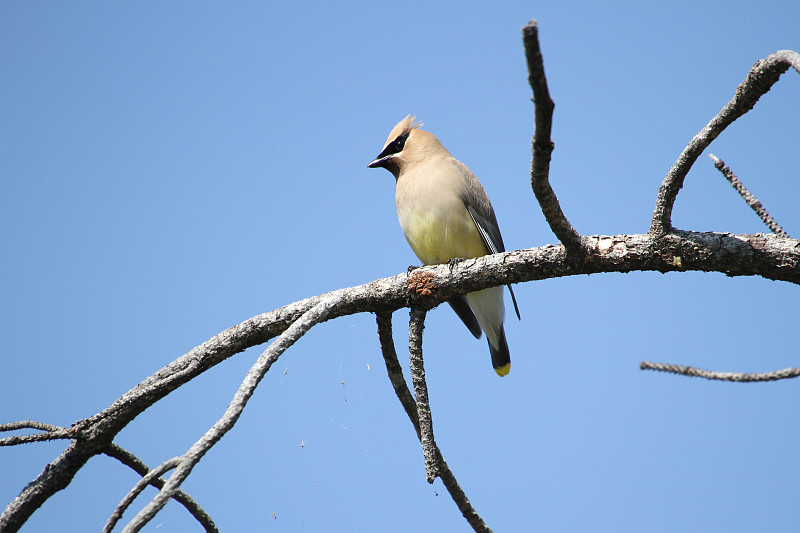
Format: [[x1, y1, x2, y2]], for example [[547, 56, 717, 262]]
[[386, 115, 423, 145], [400, 114, 424, 133]]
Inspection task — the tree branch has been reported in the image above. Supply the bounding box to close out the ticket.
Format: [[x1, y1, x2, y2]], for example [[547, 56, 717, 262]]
[[375, 312, 493, 533], [3, 228, 798, 531], [0, 421, 71, 446], [104, 457, 181, 533], [640, 361, 800, 382], [708, 153, 790, 237], [650, 50, 800, 236], [376, 312, 420, 438], [120, 296, 336, 532], [102, 445, 217, 533], [522, 20, 587, 254], [4, 30, 799, 530], [0, 423, 216, 532], [407, 308, 439, 483]]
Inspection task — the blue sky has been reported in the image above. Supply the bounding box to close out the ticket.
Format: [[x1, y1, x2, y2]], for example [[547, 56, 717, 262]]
[[1, 2, 798, 531]]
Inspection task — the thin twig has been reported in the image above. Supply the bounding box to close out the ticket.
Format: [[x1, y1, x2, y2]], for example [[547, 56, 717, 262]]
[[407, 308, 439, 483], [709, 154, 790, 237], [103, 457, 181, 533], [376, 312, 421, 438], [375, 312, 493, 533], [121, 297, 336, 533], [650, 50, 800, 236], [522, 20, 585, 254], [0, 421, 71, 446], [640, 361, 800, 382], [0, 422, 217, 531], [0, 421, 63, 433], [102, 445, 217, 532]]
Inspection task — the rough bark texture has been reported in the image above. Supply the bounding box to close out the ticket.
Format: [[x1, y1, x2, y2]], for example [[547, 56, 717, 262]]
[[4, 230, 797, 530]]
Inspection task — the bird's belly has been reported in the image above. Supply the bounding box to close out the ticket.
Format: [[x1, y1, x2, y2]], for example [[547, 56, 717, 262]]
[[399, 209, 487, 266]]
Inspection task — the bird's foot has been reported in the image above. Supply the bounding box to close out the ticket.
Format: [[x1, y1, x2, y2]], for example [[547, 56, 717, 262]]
[[447, 257, 466, 272], [406, 265, 421, 275]]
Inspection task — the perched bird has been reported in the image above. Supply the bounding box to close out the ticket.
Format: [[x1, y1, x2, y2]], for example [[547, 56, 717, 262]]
[[368, 115, 520, 376]]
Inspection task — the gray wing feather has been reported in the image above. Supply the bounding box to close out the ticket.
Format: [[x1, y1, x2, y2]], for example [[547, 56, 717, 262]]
[[456, 160, 522, 320]]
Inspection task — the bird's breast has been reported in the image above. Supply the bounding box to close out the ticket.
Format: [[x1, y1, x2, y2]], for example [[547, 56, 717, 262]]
[[395, 168, 487, 265]]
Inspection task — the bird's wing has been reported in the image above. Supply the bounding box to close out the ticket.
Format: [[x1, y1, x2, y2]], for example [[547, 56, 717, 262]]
[[456, 160, 507, 253], [457, 160, 522, 320]]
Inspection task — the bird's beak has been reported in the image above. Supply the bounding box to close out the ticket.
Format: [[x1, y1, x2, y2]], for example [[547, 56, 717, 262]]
[[367, 154, 392, 168]]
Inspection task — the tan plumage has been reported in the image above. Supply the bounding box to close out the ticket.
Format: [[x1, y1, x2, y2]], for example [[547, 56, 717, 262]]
[[368, 115, 519, 376]]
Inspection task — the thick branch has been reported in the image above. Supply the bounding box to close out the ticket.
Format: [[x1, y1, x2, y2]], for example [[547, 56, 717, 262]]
[[522, 20, 586, 253], [709, 154, 790, 237], [375, 312, 493, 533], [650, 50, 800, 235], [641, 361, 800, 382]]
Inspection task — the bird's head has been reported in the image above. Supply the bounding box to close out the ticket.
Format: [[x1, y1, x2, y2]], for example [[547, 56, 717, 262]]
[[368, 115, 443, 177]]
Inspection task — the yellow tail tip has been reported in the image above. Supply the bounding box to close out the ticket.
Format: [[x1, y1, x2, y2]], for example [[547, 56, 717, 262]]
[[494, 363, 511, 377]]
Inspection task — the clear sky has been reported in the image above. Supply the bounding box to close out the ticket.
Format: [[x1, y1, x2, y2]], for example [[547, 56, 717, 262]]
[[2, 2, 798, 531]]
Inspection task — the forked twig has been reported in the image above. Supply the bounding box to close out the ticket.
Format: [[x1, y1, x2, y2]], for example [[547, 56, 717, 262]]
[[651, 50, 800, 235], [102, 445, 217, 532], [0, 422, 217, 532], [0, 421, 71, 446], [376, 312, 493, 533], [120, 297, 336, 533], [103, 457, 182, 533]]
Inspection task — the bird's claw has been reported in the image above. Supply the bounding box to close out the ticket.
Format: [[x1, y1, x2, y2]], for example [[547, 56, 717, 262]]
[[447, 257, 466, 272], [407, 265, 421, 275]]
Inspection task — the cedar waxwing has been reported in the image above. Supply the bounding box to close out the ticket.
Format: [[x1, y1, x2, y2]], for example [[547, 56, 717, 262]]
[[368, 115, 520, 376]]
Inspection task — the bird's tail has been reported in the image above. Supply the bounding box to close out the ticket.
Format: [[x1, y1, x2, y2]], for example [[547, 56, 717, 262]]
[[488, 325, 511, 377]]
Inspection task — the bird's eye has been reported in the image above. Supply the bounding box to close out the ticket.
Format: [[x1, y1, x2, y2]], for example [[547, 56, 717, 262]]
[[376, 132, 410, 161], [391, 133, 409, 154]]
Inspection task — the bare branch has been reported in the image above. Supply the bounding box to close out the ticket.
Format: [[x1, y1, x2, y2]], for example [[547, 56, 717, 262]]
[[407, 308, 439, 483], [0, 421, 71, 446], [102, 445, 217, 532], [103, 457, 181, 533], [0, 421, 63, 433], [650, 50, 800, 236], [3, 19, 798, 531], [375, 312, 493, 533], [709, 154, 790, 237], [3, 227, 798, 531], [522, 20, 586, 254], [0, 425, 217, 531], [121, 297, 336, 533], [640, 361, 800, 382], [376, 312, 421, 438]]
